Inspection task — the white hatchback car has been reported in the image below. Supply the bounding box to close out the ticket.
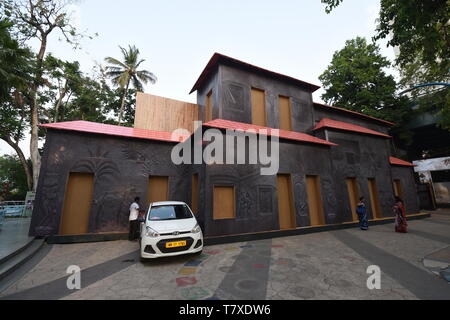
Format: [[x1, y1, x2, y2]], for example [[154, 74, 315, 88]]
[[139, 201, 203, 261]]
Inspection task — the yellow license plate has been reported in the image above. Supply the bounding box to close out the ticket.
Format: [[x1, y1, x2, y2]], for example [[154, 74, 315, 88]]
[[166, 241, 187, 248]]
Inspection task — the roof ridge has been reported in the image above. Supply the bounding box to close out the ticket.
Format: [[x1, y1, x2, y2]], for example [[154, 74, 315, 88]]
[[313, 102, 395, 126], [313, 117, 392, 138], [389, 156, 416, 167], [190, 53, 321, 94], [40, 120, 188, 143], [203, 118, 337, 146]]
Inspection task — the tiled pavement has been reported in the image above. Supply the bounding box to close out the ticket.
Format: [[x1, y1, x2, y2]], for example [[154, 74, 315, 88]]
[[1, 212, 449, 300]]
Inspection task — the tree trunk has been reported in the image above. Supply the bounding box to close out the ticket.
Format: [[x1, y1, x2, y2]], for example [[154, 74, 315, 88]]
[[30, 94, 41, 192], [29, 36, 47, 191], [118, 79, 130, 126], [2, 136, 33, 192], [54, 80, 68, 123]]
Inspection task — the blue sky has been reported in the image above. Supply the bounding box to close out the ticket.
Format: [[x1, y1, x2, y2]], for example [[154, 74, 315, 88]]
[[1, 0, 396, 157]]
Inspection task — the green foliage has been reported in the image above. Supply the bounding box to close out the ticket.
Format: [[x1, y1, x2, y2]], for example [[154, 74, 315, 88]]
[[105, 45, 157, 90], [319, 37, 414, 147], [38, 62, 137, 127], [0, 6, 142, 192], [105, 45, 156, 125], [0, 154, 30, 201], [2, 0, 89, 48], [321, 0, 344, 13], [0, 19, 32, 101], [320, 37, 399, 119], [375, 0, 449, 85], [0, 19, 33, 142], [321, 0, 450, 128], [321, 0, 449, 82]]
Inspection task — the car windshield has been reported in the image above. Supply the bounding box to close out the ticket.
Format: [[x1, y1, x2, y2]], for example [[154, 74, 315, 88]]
[[148, 204, 193, 221]]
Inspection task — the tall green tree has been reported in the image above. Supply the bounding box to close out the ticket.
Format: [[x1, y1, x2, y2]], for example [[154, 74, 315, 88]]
[[62, 72, 114, 123], [105, 45, 156, 125], [374, 0, 449, 86], [319, 37, 403, 119], [320, 0, 450, 127], [40, 62, 136, 125], [3, 0, 91, 191], [321, 0, 449, 82], [41, 54, 83, 123], [319, 37, 412, 147], [0, 19, 34, 191]]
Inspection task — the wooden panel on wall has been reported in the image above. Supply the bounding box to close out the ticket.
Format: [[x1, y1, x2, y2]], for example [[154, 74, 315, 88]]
[[213, 186, 235, 220], [393, 179, 408, 213], [60, 173, 94, 235], [192, 174, 199, 214], [205, 90, 213, 122], [279, 96, 292, 131], [135, 92, 199, 133], [393, 179, 403, 199], [251, 88, 267, 126], [306, 175, 325, 226], [368, 178, 382, 219], [277, 174, 296, 230], [148, 176, 169, 204], [346, 178, 359, 222]]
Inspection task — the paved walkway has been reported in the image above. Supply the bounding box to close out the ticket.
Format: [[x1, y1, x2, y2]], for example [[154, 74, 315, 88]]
[[0, 218, 33, 261], [1, 212, 450, 300]]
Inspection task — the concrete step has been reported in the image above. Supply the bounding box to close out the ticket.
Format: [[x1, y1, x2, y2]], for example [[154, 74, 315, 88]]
[[0, 239, 45, 282], [0, 237, 35, 266]]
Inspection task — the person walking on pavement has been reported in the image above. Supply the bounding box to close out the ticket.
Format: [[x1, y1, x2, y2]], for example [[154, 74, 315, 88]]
[[393, 196, 408, 233], [129, 197, 140, 241], [356, 196, 369, 230]]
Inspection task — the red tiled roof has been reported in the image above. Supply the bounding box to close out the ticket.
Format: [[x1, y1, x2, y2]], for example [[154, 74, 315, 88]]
[[313, 118, 392, 138], [389, 157, 416, 167], [203, 119, 337, 146], [40, 121, 188, 143], [190, 53, 321, 94], [313, 102, 395, 127]]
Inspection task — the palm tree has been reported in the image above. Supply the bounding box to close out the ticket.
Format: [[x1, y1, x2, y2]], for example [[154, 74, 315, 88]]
[[105, 45, 157, 125]]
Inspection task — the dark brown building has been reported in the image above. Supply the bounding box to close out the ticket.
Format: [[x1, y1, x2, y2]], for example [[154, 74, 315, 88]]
[[30, 53, 420, 238]]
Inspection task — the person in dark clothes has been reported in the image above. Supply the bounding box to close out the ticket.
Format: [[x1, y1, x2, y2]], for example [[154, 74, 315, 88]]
[[393, 196, 408, 233], [128, 197, 140, 241], [356, 196, 369, 230]]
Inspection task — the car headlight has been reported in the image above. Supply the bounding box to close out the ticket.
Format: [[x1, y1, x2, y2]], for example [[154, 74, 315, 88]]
[[191, 223, 201, 234], [145, 226, 160, 238]]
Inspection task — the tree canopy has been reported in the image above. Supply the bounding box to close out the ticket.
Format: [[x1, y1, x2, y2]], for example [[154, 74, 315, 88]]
[[105, 45, 157, 125], [319, 37, 413, 148], [0, 18, 34, 191], [321, 0, 449, 84], [0, 1, 154, 194], [319, 37, 404, 120], [321, 0, 450, 129]]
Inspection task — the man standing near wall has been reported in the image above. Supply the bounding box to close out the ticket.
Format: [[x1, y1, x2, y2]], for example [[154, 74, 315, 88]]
[[129, 197, 140, 241]]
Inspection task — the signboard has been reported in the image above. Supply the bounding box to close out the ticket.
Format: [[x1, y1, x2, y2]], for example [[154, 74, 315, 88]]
[[22, 191, 36, 217]]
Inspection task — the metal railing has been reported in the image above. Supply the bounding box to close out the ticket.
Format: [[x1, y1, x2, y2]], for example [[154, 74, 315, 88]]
[[0, 201, 33, 221]]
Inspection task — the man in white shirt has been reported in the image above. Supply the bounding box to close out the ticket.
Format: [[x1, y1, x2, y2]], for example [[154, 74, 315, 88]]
[[129, 197, 140, 241]]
